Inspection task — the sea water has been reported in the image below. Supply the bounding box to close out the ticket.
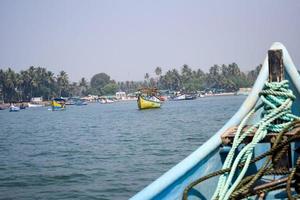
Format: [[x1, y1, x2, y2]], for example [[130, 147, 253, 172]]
[[0, 96, 245, 200]]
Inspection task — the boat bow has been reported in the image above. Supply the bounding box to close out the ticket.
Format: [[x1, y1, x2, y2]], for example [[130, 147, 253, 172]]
[[130, 42, 300, 200]]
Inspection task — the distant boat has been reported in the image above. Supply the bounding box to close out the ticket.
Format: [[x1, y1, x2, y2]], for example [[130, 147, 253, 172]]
[[173, 94, 186, 100], [137, 88, 161, 110], [171, 94, 197, 101], [9, 105, 20, 112], [100, 98, 114, 104], [130, 43, 300, 200], [20, 104, 26, 109], [65, 100, 75, 105], [28, 103, 43, 108], [67, 97, 88, 106], [185, 94, 197, 100], [51, 98, 66, 111], [74, 100, 87, 106]]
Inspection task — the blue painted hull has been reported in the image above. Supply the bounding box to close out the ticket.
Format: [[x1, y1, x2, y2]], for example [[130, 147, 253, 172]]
[[52, 106, 66, 111], [130, 43, 300, 200]]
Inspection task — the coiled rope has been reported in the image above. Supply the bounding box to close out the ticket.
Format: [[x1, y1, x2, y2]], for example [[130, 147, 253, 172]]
[[183, 121, 300, 200], [183, 80, 300, 200]]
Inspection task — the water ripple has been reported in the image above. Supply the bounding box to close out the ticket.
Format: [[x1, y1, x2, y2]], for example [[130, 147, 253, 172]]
[[0, 96, 245, 199]]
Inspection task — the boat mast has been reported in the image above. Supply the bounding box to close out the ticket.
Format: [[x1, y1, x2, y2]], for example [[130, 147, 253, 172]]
[[268, 49, 290, 169], [268, 49, 284, 82]]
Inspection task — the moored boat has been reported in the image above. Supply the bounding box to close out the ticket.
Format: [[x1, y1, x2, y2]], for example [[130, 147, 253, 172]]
[[67, 97, 88, 106], [9, 104, 20, 112], [130, 43, 300, 200], [74, 100, 87, 106], [171, 93, 197, 101], [100, 98, 114, 104], [184, 94, 197, 100], [20, 103, 26, 109], [66, 97, 88, 106], [51, 98, 66, 111]]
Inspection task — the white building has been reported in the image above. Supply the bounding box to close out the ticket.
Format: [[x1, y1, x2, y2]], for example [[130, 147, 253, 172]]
[[31, 97, 43, 103], [116, 92, 126, 100]]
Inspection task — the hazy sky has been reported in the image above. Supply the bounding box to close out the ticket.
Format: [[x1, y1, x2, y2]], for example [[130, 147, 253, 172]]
[[0, 0, 299, 82]]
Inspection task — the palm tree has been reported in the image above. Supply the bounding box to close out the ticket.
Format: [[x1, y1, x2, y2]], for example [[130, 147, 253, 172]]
[[0, 69, 5, 102], [79, 77, 88, 96], [181, 64, 192, 81], [144, 73, 150, 87], [57, 71, 69, 97], [154, 67, 162, 88], [4, 68, 19, 102], [45, 70, 55, 100], [155, 67, 162, 77]]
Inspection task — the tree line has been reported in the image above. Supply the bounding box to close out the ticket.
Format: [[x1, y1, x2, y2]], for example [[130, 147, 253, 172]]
[[0, 63, 261, 102], [141, 63, 261, 93]]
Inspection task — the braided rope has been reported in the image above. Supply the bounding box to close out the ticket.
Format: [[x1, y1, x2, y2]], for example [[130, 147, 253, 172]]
[[182, 121, 300, 200], [183, 81, 300, 200], [213, 80, 300, 200]]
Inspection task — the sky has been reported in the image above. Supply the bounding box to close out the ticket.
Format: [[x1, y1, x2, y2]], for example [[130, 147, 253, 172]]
[[0, 0, 299, 82]]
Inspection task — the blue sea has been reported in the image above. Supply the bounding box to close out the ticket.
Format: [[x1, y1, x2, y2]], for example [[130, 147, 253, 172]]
[[0, 96, 245, 200]]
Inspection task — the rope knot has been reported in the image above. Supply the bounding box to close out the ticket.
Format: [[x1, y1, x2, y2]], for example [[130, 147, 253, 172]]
[[211, 80, 300, 200], [259, 80, 297, 133]]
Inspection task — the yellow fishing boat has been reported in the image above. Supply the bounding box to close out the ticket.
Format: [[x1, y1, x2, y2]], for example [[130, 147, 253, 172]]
[[137, 95, 161, 109], [51, 98, 66, 111], [137, 88, 161, 110]]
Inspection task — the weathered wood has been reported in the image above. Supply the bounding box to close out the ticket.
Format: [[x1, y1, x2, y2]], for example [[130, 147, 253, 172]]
[[268, 49, 284, 82], [268, 49, 289, 168]]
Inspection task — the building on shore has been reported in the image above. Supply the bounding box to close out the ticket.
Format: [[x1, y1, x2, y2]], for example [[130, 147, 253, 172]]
[[236, 88, 252, 95], [31, 97, 43, 103], [116, 92, 126, 100]]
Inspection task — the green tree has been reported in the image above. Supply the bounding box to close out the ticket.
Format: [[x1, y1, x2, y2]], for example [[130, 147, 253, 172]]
[[247, 64, 262, 85], [90, 73, 111, 95], [155, 67, 162, 88], [144, 73, 150, 86], [155, 67, 162, 77], [57, 70, 69, 97], [79, 77, 88, 96], [102, 83, 118, 95]]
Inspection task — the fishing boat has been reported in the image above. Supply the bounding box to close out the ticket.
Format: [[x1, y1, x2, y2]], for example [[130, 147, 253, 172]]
[[51, 98, 66, 111], [9, 104, 20, 112], [137, 88, 161, 110], [130, 43, 300, 200]]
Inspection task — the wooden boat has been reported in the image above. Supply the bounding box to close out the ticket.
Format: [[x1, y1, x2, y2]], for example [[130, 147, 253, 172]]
[[130, 42, 300, 200], [137, 95, 161, 109], [137, 88, 161, 109], [51, 98, 66, 111]]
